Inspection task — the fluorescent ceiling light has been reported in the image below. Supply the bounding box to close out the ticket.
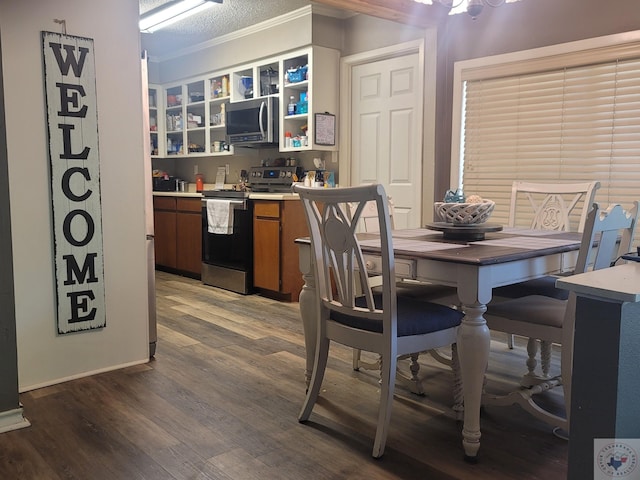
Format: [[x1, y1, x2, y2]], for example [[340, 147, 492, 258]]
[[139, 0, 221, 33]]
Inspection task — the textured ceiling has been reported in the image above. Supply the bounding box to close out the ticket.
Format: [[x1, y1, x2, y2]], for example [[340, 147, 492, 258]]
[[140, 0, 323, 58]]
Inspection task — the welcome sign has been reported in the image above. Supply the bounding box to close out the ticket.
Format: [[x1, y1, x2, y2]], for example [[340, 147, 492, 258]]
[[42, 31, 105, 334]]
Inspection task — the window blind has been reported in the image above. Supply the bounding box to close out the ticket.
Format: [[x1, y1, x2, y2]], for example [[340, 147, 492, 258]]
[[461, 56, 640, 243]]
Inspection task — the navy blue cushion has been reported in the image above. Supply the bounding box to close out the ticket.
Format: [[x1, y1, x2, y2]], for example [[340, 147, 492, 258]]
[[330, 294, 463, 337], [493, 275, 569, 301]]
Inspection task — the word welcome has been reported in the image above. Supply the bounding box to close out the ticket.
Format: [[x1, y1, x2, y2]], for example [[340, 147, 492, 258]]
[[42, 32, 105, 334]]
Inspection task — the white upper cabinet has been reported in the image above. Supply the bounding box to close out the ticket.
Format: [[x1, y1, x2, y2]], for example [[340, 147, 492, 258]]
[[280, 46, 339, 152], [148, 84, 161, 157], [149, 45, 339, 156]]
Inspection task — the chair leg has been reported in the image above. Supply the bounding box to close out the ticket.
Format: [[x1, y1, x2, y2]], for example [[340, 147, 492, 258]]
[[372, 352, 397, 458], [353, 348, 382, 372], [299, 337, 330, 422], [521, 338, 544, 387], [352, 348, 361, 370], [394, 353, 425, 395], [406, 353, 424, 395], [540, 340, 552, 378]]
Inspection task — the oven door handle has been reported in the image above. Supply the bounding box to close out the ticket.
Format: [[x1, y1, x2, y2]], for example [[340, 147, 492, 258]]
[[229, 199, 248, 210], [202, 199, 248, 210]]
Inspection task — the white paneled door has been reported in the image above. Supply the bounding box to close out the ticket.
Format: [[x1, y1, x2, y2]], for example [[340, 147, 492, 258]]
[[350, 52, 423, 229]]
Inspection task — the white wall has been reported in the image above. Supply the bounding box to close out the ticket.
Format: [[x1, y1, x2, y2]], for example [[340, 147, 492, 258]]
[[0, 0, 150, 390], [151, 9, 314, 85]]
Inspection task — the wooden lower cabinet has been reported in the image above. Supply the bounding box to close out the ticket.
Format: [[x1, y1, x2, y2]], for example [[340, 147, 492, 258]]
[[253, 199, 308, 302], [153, 197, 177, 269], [253, 202, 281, 291], [153, 196, 202, 278], [175, 198, 202, 276]]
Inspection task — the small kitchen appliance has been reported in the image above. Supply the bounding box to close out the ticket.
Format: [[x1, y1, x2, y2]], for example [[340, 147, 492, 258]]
[[225, 97, 279, 146]]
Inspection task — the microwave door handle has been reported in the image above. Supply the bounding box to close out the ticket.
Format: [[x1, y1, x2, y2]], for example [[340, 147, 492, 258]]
[[259, 101, 266, 138]]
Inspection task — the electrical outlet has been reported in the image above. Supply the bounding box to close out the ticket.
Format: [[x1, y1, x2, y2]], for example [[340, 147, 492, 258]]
[[194, 164, 198, 175]]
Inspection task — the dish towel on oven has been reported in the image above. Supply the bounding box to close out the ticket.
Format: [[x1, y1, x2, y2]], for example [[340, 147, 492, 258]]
[[206, 199, 235, 234]]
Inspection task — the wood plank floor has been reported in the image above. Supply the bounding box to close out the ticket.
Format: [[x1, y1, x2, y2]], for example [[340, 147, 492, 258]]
[[0, 271, 568, 479]]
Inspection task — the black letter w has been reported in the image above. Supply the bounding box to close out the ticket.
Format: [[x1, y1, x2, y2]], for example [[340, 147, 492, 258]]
[[48, 43, 89, 77]]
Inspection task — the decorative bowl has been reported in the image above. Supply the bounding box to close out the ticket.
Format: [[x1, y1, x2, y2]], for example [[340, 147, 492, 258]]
[[434, 200, 495, 225]]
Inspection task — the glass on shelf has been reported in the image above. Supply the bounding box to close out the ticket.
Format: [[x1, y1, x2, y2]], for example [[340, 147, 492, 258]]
[[259, 64, 278, 96]]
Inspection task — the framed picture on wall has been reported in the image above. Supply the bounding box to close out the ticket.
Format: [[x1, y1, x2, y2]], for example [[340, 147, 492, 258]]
[[314, 112, 335, 146]]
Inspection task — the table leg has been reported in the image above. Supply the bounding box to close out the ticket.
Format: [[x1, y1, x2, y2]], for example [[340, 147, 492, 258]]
[[457, 302, 491, 461], [298, 244, 316, 388]]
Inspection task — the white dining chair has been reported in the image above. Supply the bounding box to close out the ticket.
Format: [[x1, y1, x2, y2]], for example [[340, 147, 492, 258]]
[[483, 201, 639, 435], [294, 184, 464, 458], [347, 196, 456, 395], [495, 180, 601, 350]]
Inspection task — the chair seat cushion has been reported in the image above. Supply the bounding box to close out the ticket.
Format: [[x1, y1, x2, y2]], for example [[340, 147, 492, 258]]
[[487, 295, 566, 328], [493, 275, 569, 300], [330, 294, 463, 337]]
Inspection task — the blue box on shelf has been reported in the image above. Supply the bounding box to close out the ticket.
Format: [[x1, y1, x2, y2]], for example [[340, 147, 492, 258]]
[[287, 65, 308, 83]]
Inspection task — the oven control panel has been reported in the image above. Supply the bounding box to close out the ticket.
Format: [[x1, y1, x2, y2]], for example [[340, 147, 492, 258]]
[[249, 166, 303, 192]]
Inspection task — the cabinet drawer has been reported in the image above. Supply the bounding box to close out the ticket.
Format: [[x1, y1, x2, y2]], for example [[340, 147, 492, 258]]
[[153, 196, 176, 210], [176, 197, 202, 213], [254, 201, 280, 218], [363, 254, 416, 280]]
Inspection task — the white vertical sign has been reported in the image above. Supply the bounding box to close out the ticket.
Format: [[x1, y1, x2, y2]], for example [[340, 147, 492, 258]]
[[42, 31, 106, 334]]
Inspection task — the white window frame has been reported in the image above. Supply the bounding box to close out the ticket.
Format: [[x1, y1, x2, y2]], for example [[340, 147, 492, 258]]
[[450, 30, 640, 189]]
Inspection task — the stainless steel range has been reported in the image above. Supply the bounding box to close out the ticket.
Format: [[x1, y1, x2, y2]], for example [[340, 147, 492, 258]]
[[249, 166, 303, 192], [201, 189, 253, 294]]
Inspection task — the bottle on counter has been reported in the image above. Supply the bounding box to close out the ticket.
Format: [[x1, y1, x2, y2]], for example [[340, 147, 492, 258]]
[[196, 174, 204, 192]]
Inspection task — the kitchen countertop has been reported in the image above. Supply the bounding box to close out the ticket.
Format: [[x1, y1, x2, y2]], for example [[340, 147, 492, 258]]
[[248, 192, 299, 200], [153, 191, 299, 200], [152, 191, 202, 198]]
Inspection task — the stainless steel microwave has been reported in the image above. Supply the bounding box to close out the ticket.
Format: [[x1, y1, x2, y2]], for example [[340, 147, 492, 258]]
[[225, 97, 279, 146]]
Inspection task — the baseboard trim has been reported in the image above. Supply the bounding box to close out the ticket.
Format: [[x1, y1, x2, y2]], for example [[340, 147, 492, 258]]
[[0, 407, 30, 434]]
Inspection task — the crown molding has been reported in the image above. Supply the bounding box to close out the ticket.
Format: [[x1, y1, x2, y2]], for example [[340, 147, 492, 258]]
[[148, 5, 316, 62], [311, 0, 446, 28]]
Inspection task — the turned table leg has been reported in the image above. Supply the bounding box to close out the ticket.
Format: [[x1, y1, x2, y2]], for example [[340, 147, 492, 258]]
[[456, 267, 492, 461], [298, 244, 317, 389]]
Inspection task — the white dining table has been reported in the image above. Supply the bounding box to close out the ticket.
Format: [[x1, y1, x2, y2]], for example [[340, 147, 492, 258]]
[[296, 226, 582, 461]]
